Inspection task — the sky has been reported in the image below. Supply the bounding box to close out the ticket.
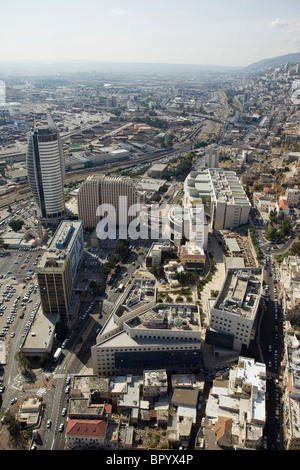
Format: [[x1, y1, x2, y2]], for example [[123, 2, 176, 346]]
[[0, 0, 300, 67]]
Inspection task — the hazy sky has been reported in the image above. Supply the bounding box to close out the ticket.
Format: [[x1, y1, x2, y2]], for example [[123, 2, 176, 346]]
[[0, 0, 299, 67]]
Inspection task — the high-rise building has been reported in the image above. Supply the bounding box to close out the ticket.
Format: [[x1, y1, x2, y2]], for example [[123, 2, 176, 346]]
[[184, 169, 251, 230], [77, 174, 140, 232], [26, 113, 65, 220], [36, 220, 84, 323], [0, 81, 5, 105]]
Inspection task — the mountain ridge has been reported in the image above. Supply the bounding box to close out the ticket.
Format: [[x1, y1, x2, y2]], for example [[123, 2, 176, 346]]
[[244, 52, 300, 72]]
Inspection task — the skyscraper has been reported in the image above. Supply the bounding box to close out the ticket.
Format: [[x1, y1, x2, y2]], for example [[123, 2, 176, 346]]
[[77, 174, 139, 231], [26, 113, 65, 220], [36, 220, 84, 323]]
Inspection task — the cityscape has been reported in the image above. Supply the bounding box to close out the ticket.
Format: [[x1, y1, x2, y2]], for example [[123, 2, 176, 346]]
[[0, 1, 300, 457]]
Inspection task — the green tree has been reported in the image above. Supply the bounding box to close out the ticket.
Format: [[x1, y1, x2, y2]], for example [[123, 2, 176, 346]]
[[3, 412, 22, 435], [9, 219, 24, 232], [150, 264, 164, 278], [14, 351, 30, 373]]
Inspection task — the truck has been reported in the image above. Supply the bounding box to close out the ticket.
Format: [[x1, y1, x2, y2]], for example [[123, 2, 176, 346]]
[[118, 283, 124, 292], [53, 347, 63, 363]]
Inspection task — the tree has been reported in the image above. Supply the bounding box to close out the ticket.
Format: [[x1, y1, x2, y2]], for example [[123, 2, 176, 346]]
[[14, 351, 30, 373], [3, 412, 22, 435], [9, 219, 24, 232], [150, 264, 164, 278], [115, 239, 130, 257]]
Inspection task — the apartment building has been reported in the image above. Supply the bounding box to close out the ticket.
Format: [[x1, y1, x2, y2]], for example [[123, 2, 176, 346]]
[[36, 220, 84, 323], [282, 321, 300, 450], [206, 268, 263, 353], [205, 356, 266, 449], [184, 169, 251, 230], [286, 187, 300, 207], [280, 256, 300, 321], [91, 279, 201, 376], [77, 174, 139, 231]]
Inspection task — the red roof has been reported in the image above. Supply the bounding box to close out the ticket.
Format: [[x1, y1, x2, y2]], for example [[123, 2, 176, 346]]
[[66, 418, 107, 438]]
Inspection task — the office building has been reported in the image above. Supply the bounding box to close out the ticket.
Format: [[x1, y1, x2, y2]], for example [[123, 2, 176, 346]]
[[26, 113, 65, 220], [91, 279, 201, 376], [77, 174, 139, 231], [184, 169, 251, 230], [204, 145, 219, 169], [205, 268, 263, 353], [36, 220, 83, 323]]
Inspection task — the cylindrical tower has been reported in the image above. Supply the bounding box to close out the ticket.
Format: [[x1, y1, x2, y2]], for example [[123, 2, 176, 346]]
[[26, 113, 65, 220]]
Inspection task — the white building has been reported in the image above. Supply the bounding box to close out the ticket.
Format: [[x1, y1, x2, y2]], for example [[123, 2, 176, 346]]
[[91, 279, 201, 376], [280, 256, 300, 320], [286, 188, 300, 207], [282, 321, 300, 450], [206, 268, 263, 353], [26, 113, 65, 220], [184, 169, 251, 230], [206, 357, 266, 449]]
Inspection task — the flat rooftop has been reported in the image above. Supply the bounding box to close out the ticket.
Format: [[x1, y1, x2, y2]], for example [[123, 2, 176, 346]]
[[214, 269, 262, 319]]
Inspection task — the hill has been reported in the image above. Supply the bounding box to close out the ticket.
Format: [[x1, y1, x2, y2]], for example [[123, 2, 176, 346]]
[[244, 52, 300, 72]]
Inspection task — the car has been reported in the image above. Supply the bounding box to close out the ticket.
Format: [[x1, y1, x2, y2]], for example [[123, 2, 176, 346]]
[[0, 385, 5, 393], [65, 386, 70, 394], [61, 407, 67, 416], [268, 361, 272, 368], [46, 419, 52, 428], [10, 397, 17, 405], [66, 376, 70, 385], [58, 423, 64, 432]]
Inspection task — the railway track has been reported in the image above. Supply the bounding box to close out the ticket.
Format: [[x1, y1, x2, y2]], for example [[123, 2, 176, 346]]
[[0, 148, 176, 209]]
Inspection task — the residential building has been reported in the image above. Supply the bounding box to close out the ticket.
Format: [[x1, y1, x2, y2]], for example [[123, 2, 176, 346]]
[[205, 357, 266, 449], [280, 256, 300, 320], [282, 321, 300, 450], [286, 187, 300, 207], [146, 241, 171, 267], [26, 113, 65, 220], [276, 198, 290, 216], [36, 220, 84, 323]]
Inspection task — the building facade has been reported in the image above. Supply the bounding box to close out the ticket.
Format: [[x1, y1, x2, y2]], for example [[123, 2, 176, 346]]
[[77, 174, 139, 232], [184, 169, 251, 230], [36, 220, 83, 323], [26, 113, 65, 220], [205, 268, 263, 353], [91, 279, 202, 376]]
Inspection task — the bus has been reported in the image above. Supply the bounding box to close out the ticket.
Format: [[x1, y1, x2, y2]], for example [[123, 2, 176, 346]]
[[53, 347, 63, 363]]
